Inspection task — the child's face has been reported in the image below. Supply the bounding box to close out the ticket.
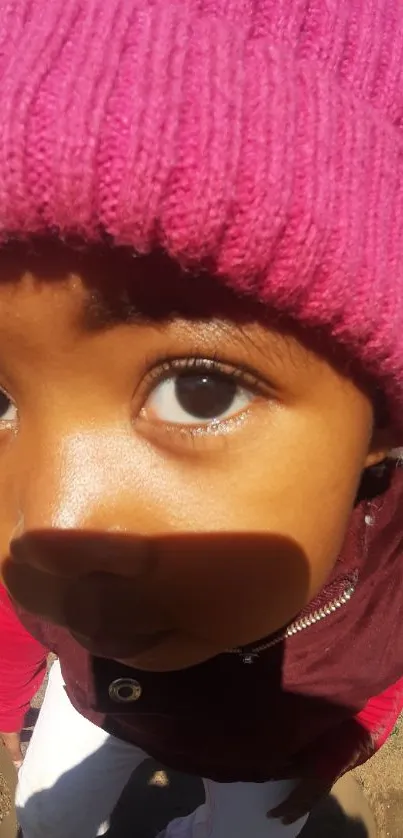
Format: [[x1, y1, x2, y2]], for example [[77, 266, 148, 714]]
[[0, 244, 387, 670]]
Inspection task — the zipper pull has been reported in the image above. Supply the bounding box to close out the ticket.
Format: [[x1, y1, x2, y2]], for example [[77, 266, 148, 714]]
[[242, 652, 259, 664]]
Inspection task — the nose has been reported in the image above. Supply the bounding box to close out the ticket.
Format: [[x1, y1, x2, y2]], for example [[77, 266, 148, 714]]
[[3, 418, 175, 638], [9, 423, 158, 579]]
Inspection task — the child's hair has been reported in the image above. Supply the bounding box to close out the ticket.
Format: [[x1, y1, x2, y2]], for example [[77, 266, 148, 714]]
[[0, 0, 403, 432]]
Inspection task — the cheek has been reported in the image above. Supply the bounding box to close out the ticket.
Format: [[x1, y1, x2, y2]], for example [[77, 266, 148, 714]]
[[148, 429, 366, 646]]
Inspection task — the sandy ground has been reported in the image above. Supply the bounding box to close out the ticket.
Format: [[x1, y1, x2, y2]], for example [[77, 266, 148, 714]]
[[356, 725, 403, 837], [1, 693, 402, 837]]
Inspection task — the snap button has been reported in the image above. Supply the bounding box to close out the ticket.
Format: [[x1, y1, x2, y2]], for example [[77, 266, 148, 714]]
[[108, 678, 142, 703]]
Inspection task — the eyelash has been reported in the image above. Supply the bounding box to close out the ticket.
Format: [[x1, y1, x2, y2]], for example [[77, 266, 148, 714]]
[[143, 355, 269, 398]]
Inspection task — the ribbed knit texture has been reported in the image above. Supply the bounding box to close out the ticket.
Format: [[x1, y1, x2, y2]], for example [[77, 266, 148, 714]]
[[1, 0, 403, 426]]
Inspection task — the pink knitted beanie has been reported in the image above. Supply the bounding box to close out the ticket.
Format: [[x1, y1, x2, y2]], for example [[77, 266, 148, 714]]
[[0, 0, 403, 428]]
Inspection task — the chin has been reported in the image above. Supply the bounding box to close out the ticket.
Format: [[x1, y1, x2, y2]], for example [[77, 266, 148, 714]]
[[116, 634, 223, 672]]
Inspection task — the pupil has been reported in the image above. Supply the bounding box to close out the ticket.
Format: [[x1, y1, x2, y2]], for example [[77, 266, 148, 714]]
[[175, 374, 236, 420]]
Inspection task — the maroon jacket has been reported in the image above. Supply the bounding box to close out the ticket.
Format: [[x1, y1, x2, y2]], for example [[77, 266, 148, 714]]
[[19, 463, 403, 784]]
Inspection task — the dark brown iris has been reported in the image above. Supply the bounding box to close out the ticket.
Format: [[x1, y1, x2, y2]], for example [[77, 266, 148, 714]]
[[175, 374, 236, 420]]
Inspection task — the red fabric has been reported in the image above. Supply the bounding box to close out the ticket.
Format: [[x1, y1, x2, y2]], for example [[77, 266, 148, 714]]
[[0, 584, 47, 732], [356, 675, 403, 751], [301, 675, 403, 783]]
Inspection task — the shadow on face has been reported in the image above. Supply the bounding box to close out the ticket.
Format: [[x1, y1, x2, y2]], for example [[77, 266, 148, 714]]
[[3, 529, 310, 671]]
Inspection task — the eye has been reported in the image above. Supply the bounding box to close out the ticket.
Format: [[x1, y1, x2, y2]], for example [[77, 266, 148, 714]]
[[145, 369, 254, 427], [0, 389, 17, 424]]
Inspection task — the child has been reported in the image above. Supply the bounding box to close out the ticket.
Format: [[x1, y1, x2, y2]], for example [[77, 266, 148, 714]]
[[0, 0, 403, 835], [0, 583, 46, 769]]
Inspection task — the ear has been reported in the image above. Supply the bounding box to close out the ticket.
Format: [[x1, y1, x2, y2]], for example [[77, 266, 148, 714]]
[[365, 427, 399, 469]]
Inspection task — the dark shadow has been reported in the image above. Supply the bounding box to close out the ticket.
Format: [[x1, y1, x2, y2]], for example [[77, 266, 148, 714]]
[[107, 760, 203, 838], [301, 794, 369, 838], [5, 529, 311, 669], [22, 707, 40, 730], [19, 707, 40, 746]]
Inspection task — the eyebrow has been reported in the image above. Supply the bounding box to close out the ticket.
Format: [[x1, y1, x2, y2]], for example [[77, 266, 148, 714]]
[[80, 280, 307, 376], [81, 289, 146, 330]]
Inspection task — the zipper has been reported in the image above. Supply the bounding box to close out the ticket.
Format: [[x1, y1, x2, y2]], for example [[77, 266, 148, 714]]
[[227, 576, 357, 664]]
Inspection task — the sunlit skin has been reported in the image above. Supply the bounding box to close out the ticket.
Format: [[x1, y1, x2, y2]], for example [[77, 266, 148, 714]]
[[0, 243, 391, 673]]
